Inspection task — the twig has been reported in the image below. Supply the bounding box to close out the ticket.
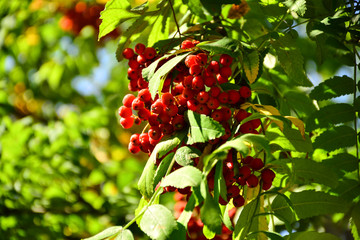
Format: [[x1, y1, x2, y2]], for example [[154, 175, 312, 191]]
[[168, 0, 182, 37]]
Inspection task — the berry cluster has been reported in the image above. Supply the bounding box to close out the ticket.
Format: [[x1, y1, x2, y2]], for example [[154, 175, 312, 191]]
[[208, 151, 276, 209], [118, 40, 276, 238]]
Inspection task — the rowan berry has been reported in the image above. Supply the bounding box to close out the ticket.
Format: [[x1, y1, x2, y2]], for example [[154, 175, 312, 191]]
[[219, 54, 233, 66], [122, 48, 134, 59]]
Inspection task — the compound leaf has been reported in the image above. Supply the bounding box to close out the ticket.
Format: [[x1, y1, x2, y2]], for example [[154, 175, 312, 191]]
[[175, 146, 202, 166], [285, 231, 341, 240], [197, 37, 241, 57], [83, 226, 122, 240], [309, 75, 354, 101], [114, 229, 134, 240], [313, 126, 356, 152]]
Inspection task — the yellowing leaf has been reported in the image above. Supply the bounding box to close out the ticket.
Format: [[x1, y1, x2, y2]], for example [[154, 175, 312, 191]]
[[241, 103, 284, 130], [243, 50, 260, 84], [285, 116, 305, 138], [258, 194, 268, 240]]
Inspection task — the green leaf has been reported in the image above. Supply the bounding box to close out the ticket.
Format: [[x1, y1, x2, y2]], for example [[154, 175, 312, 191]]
[[322, 153, 358, 176], [248, 231, 284, 240], [265, 127, 313, 152], [331, 178, 360, 200], [243, 50, 260, 84], [351, 202, 360, 238], [83, 226, 122, 240], [272, 34, 313, 87], [149, 52, 191, 99], [140, 204, 177, 240], [99, 1, 139, 40], [147, 6, 170, 47], [130, 1, 148, 13], [283, 90, 316, 117], [285, 231, 341, 240], [138, 132, 185, 200], [290, 190, 350, 219], [186, 110, 225, 145], [114, 229, 134, 240], [200, 190, 223, 234], [272, 194, 296, 224], [175, 146, 201, 166], [182, 0, 207, 19], [292, 158, 338, 188], [284, 0, 307, 16], [306, 103, 355, 131], [309, 75, 354, 101], [161, 166, 202, 188], [135, 197, 148, 226], [115, 16, 148, 61], [197, 37, 241, 58], [233, 200, 260, 240], [313, 125, 356, 152], [153, 152, 175, 188]]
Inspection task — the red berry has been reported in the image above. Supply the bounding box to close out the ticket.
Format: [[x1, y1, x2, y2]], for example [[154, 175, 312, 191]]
[[239, 86, 251, 98], [207, 97, 220, 109], [216, 73, 229, 84], [118, 106, 132, 118], [206, 61, 220, 74], [221, 107, 232, 121], [122, 48, 134, 59], [196, 53, 208, 66], [149, 126, 162, 140], [192, 76, 205, 91], [144, 47, 156, 60], [235, 109, 250, 122], [220, 66, 232, 78], [182, 88, 195, 100], [209, 86, 221, 97], [172, 114, 185, 130], [148, 114, 159, 126], [128, 57, 140, 69], [161, 123, 174, 135], [120, 116, 134, 129], [161, 92, 175, 106], [246, 174, 259, 188], [128, 142, 140, 154], [158, 111, 171, 124], [251, 118, 262, 129], [261, 169, 276, 183], [211, 109, 223, 122], [183, 75, 193, 88], [165, 104, 178, 117], [242, 156, 253, 164], [204, 75, 216, 87], [227, 185, 240, 199], [135, 43, 146, 54], [137, 77, 148, 89], [181, 40, 195, 49], [196, 104, 210, 115], [127, 68, 139, 80], [219, 54, 233, 66], [151, 99, 165, 114], [228, 90, 241, 104], [138, 108, 151, 120], [185, 55, 197, 67], [240, 121, 254, 134], [132, 97, 145, 110], [128, 80, 138, 92], [139, 132, 150, 145], [174, 72, 184, 83], [218, 91, 229, 104], [196, 91, 209, 104], [189, 64, 202, 76], [138, 89, 152, 102], [262, 181, 272, 190], [187, 99, 198, 111], [137, 54, 147, 64], [130, 133, 141, 146], [233, 195, 245, 207], [238, 166, 251, 179]]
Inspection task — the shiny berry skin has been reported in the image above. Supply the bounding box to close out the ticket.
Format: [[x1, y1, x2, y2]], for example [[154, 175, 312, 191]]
[[233, 195, 245, 207], [138, 89, 152, 102], [139, 132, 150, 145], [246, 174, 259, 188], [261, 169, 276, 183], [122, 48, 134, 59], [118, 105, 132, 119], [134, 43, 146, 54], [240, 121, 254, 134], [130, 133, 141, 146], [189, 64, 202, 76], [181, 40, 195, 49], [161, 123, 174, 135], [183, 75, 193, 88], [161, 92, 175, 106], [149, 126, 162, 140], [196, 53, 208, 66], [144, 47, 156, 60], [219, 54, 233, 66], [196, 104, 210, 115], [123, 94, 136, 108], [185, 55, 198, 67], [132, 97, 145, 110], [196, 91, 209, 104], [120, 116, 134, 129], [158, 111, 171, 124], [209, 86, 221, 97], [192, 76, 205, 91], [128, 57, 140, 69], [148, 114, 159, 126], [207, 61, 220, 74], [216, 73, 229, 84], [182, 88, 195, 100], [151, 99, 165, 114], [165, 104, 178, 117], [239, 86, 252, 98], [128, 142, 140, 154], [137, 54, 147, 64], [138, 108, 151, 120]]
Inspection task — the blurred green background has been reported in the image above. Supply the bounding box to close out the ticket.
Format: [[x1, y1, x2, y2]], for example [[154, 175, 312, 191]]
[[0, 0, 150, 239]]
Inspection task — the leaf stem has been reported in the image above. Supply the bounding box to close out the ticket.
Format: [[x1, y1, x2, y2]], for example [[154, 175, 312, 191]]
[[168, 0, 182, 37]]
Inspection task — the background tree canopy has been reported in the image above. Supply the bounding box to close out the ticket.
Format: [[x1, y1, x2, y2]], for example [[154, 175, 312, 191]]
[[0, 0, 359, 240]]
